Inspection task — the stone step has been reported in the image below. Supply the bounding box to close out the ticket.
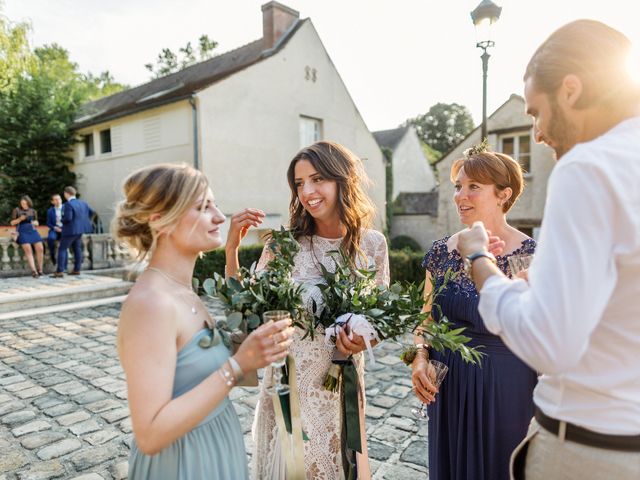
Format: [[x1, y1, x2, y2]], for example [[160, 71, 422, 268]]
[[0, 275, 133, 314], [0, 294, 127, 321]]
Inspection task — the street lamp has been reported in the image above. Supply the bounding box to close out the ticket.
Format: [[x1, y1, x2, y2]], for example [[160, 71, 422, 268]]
[[470, 0, 502, 141]]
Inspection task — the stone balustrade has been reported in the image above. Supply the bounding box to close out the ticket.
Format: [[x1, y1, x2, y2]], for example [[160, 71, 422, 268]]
[[0, 234, 128, 277]]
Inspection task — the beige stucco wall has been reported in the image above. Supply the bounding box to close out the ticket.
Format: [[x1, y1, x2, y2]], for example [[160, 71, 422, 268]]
[[391, 214, 439, 252], [72, 102, 194, 225], [196, 20, 386, 245], [392, 127, 436, 198], [434, 95, 555, 241]]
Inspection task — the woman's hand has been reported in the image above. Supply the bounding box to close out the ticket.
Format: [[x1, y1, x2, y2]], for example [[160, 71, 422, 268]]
[[335, 327, 377, 355], [225, 208, 265, 251], [411, 355, 438, 404], [233, 318, 294, 373]]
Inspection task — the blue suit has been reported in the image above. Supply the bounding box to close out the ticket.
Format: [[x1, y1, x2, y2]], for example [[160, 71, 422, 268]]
[[46, 206, 63, 264], [57, 198, 95, 273]]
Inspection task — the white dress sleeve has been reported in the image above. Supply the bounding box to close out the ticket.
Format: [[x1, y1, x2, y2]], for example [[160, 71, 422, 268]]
[[255, 242, 275, 272], [361, 230, 390, 287]]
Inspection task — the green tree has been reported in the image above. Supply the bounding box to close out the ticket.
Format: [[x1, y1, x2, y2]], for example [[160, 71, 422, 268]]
[[34, 44, 126, 101], [0, 71, 79, 221], [0, 12, 35, 93], [405, 102, 475, 156], [0, 10, 126, 221], [145, 34, 218, 78]]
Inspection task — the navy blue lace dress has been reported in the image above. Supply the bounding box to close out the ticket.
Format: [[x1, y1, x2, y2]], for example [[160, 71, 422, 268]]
[[422, 236, 537, 480]]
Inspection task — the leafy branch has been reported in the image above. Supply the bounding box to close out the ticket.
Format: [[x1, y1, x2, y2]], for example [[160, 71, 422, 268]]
[[315, 249, 429, 341], [403, 268, 484, 365], [199, 228, 310, 345]]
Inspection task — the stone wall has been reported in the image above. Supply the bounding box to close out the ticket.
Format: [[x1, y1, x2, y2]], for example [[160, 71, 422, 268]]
[[0, 235, 127, 278]]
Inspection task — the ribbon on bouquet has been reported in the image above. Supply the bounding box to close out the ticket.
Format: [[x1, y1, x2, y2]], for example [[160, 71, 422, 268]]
[[340, 357, 364, 480], [324, 313, 380, 365], [271, 355, 306, 480]]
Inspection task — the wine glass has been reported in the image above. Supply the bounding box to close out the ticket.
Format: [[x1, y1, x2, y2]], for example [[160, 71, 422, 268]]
[[508, 254, 534, 278], [411, 359, 448, 421], [263, 310, 291, 396]]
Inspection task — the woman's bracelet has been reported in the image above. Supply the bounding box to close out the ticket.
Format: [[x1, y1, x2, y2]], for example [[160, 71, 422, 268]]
[[400, 344, 431, 366], [228, 356, 244, 382], [218, 361, 236, 388]]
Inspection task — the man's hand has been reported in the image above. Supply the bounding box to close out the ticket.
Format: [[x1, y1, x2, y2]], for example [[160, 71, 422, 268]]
[[458, 221, 490, 257]]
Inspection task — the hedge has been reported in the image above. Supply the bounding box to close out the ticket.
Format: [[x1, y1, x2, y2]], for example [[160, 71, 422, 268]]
[[194, 244, 425, 288], [193, 244, 264, 285], [388, 249, 425, 285], [389, 235, 422, 252]]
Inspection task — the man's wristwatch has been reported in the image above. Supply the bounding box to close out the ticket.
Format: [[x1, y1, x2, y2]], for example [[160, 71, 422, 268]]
[[464, 251, 497, 277]]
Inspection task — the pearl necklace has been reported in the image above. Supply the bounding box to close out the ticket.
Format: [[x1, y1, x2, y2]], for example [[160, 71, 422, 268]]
[[147, 267, 199, 315]]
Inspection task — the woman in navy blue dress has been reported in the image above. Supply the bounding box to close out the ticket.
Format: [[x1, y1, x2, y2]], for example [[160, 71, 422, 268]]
[[10, 196, 44, 277], [410, 148, 538, 480]]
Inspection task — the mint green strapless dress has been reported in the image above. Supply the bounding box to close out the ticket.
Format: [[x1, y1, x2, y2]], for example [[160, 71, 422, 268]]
[[128, 329, 249, 480]]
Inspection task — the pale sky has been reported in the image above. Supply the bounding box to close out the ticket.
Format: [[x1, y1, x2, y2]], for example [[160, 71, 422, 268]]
[[4, 0, 639, 131]]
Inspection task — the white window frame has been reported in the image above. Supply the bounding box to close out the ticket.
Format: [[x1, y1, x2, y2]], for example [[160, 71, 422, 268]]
[[99, 128, 112, 155], [299, 116, 322, 148], [499, 132, 531, 176], [83, 133, 95, 159]]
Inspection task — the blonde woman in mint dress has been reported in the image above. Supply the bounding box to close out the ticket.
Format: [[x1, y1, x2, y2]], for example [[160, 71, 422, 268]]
[[113, 164, 293, 479]]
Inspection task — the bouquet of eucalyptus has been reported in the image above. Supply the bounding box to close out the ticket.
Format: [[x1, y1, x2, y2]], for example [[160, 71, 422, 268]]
[[314, 249, 426, 337], [315, 249, 482, 391], [200, 227, 310, 351]]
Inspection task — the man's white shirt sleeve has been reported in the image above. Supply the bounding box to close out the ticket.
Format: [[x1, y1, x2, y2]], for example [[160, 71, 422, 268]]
[[479, 151, 618, 374]]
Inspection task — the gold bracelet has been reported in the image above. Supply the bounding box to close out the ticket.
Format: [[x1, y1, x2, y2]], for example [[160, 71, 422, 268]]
[[415, 343, 430, 359]]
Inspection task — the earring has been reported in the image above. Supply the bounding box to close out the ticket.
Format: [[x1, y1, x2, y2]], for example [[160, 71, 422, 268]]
[[497, 202, 502, 207]]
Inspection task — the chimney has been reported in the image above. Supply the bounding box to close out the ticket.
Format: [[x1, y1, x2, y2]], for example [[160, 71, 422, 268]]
[[262, 1, 300, 49]]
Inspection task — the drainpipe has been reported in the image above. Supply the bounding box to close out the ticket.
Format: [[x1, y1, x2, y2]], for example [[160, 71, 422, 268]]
[[189, 95, 199, 170]]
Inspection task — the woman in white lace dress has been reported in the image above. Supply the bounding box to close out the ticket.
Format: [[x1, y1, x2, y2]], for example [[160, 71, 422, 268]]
[[226, 141, 389, 479]]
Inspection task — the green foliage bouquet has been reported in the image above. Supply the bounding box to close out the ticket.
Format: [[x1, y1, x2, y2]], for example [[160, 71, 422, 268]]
[[200, 228, 310, 350], [315, 249, 427, 341], [314, 250, 483, 390]]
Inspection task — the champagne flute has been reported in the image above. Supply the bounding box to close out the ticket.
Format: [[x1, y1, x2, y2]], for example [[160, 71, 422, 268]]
[[412, 359, 448, 421], [508, 254, 534, 278], [263, 310, 291, 396]]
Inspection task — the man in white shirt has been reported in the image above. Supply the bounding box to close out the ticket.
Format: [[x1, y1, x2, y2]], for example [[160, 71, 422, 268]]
[[458, 20, 640, 479]]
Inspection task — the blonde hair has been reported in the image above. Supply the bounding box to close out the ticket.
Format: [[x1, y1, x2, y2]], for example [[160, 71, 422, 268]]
[[451, 151, 524, 213], [286, 141, 375, 263], [112, 163, 209, 260]]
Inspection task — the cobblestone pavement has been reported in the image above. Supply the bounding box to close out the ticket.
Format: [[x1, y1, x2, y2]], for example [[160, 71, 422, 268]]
[[0, 298, 428, 479]]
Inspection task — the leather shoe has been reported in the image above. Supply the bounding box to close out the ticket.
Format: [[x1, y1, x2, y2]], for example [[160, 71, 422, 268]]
[[50, 272, 64, 278], [69, 271, 81, 276]]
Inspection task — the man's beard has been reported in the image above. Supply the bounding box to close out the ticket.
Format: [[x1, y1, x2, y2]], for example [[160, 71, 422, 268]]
[[548, 98, 578, 160]]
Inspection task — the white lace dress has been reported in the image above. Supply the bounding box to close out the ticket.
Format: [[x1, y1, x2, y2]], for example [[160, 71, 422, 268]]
[[251, 230, 390, 480]]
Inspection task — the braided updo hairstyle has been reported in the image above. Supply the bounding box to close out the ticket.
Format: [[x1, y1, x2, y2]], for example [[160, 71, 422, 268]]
[[112, 163, 209, 260]]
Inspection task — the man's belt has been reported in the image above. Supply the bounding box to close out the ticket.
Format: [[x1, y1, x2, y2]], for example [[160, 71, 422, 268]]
[[535, 407, 640, 452]]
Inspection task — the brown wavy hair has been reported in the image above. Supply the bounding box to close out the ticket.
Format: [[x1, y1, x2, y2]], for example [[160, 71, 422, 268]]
[[286, 141, 375, 263]]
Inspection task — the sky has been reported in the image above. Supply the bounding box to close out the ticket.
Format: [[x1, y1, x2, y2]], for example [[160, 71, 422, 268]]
[[3, 0, 639, 131]]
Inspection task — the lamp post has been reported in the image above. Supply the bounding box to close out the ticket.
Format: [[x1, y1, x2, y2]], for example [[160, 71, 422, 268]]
[[470, 0, 502, 141]]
